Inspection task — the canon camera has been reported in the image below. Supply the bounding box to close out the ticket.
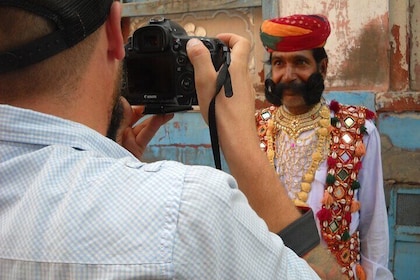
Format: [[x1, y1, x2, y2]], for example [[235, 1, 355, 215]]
[[122, 17, 229, 114]]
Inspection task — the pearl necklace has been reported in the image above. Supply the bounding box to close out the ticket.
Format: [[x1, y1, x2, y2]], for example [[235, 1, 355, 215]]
[[266, 103, 331, 207]]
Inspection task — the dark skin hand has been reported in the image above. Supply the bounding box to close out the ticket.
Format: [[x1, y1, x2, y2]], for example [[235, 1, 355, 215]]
[[303, 245, 347, 280]]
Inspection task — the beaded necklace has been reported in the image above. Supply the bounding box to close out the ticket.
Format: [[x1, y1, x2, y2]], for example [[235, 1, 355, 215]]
[[265, 102, 331, 207]]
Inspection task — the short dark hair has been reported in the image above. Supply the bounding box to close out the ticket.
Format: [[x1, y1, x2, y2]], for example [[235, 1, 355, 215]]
[[312, 47, 328, 64]]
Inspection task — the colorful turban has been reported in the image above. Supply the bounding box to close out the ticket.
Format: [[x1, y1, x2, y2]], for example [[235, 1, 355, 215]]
[[260, 14, 331, 52]]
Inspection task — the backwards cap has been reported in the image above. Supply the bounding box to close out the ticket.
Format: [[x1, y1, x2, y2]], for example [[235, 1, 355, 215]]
[[260, 14, 331, 52], [0, 0, 114, 74]]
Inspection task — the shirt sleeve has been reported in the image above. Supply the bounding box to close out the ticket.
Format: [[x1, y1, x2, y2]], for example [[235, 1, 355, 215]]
[[172, 165, 320, 279], [358, 120, 393, 280]]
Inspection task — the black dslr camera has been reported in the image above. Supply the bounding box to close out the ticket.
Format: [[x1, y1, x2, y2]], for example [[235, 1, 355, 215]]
[[122, 17, 229, 114]]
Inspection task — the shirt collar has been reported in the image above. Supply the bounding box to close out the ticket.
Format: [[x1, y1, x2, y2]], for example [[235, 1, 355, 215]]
[[0, 104, 135, 160]]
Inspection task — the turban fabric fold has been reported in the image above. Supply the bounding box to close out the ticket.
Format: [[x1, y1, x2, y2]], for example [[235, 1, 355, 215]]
[[260, 14, 331, 52]]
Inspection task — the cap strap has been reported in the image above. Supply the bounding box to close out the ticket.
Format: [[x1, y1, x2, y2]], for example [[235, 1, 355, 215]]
[[0, 30, 68, 74]]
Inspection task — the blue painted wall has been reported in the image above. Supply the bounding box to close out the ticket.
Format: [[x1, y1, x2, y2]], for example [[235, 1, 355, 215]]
[[378, 113, 420, 150]]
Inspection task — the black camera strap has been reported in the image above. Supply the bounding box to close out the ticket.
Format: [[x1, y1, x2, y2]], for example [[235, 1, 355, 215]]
[[208, 60, 232, 170]]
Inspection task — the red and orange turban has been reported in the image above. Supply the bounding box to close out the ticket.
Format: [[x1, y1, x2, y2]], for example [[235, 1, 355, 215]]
[[260, 14, 331, 52]]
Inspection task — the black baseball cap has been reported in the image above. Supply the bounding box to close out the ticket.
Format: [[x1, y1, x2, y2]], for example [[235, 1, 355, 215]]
[[0, 0, 114, 74]]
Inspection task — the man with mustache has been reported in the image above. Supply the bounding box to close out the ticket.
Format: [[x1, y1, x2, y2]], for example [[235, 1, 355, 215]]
[[256, 14, 393, 280]]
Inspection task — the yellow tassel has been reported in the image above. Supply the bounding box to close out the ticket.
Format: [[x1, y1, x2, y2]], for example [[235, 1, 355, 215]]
[[312, 151, 323, 161], [319, 119, 330, 128], [356, 264, 366, 280], [301, 182, 311, 192], [297, 191, 308, 202], [355, 142, 366, 157], [351, 200, 361, 212], [320, 106, 331, 118], [317, 127, 329, 136], [302, 173, 314, 183], [321, 190, 334, 207]]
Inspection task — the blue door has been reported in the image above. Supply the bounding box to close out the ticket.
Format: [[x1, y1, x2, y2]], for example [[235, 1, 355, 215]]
[[388, 187, 420, 279]]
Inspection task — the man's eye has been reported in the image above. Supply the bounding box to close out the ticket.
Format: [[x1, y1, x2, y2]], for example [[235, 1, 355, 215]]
[[296, 59, 307, 65]]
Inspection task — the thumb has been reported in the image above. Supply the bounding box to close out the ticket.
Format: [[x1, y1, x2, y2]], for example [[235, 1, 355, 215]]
[[186, 38, 217, 123]]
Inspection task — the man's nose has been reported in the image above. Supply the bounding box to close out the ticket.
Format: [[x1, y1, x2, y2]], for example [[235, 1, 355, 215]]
[[282, 65, 296, 83]]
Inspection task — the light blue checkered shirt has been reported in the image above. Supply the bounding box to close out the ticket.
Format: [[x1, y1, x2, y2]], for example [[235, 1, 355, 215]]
[[0, 105, 319, 279]]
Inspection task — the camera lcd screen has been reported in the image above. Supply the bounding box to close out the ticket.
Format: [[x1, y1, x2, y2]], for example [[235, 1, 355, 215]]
[[126, 54, 174, 101]]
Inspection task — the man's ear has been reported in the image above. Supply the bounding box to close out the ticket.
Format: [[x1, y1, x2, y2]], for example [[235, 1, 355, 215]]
[[106, 1, 125, 60]]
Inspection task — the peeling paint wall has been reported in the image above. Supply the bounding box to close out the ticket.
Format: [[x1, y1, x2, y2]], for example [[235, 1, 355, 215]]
[[277, 0, 390, 91], [390, 0, 410, 91], [411, 0, 420, 90]]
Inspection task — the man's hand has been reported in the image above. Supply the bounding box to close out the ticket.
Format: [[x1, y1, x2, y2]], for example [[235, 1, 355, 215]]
[[186, 34, 253, 124], [116, 97, 174, 159]]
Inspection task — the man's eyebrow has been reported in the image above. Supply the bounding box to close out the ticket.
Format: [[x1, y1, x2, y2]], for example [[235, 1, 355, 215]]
[[271, 54, 284, 60], [271, 54, 311, 61]]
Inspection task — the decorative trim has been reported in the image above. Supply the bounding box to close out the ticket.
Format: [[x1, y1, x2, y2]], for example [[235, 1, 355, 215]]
[[317, 100, 373, 280]]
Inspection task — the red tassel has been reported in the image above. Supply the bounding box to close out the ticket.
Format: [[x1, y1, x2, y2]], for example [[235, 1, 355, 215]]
[[344, 212, 352, 224], [327, 156, 337, 168], [354, 161, 362, 171], [329, 100, 340, 113], [365, 109, 376, 120], [317, 208, 332, 222]]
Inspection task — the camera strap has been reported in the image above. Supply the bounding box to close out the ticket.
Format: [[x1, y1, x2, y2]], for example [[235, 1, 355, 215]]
[[208, 60, 232, 170]]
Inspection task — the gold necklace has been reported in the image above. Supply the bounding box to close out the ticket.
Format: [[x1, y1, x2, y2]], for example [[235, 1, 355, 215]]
[[275, 103, 323, 140], [267, 103, 331, 207]]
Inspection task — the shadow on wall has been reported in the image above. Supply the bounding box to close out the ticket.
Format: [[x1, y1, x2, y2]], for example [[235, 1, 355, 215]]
[[334, 15, 389, 90]]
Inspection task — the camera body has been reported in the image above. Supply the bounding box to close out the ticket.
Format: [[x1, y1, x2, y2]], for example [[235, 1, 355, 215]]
[[122, 17, 229, 114]]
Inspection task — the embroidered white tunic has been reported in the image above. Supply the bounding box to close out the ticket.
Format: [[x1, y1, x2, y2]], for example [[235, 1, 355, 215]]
[[256, 105, 393, 280]]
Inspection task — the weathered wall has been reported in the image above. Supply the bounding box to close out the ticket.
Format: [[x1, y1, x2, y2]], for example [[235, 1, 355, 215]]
[[276, 0, 390, 91]]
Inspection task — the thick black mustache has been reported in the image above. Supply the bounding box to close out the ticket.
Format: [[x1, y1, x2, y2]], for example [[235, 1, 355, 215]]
[[264, 72, 325, 106]]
